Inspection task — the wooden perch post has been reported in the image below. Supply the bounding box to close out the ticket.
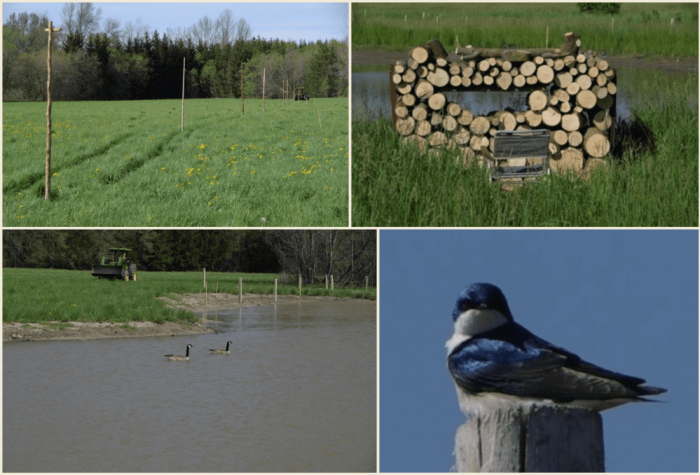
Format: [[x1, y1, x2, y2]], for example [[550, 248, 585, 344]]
[[181, 57, 185, 131], [241, 65, 244, 115], [44, 21, 61, 201], [454, 405, 604, 472]]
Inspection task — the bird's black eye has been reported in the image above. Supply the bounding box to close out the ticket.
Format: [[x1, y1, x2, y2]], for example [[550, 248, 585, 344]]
[[460, 300, 473, 312]]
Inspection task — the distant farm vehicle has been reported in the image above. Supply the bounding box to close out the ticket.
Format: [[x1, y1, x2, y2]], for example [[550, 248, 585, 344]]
[[91, 248, 137, 281], [294, 88, 310, 101]]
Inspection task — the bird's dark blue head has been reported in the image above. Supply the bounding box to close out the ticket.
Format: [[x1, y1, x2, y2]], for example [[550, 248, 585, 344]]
[[452, 283, 514, 322]]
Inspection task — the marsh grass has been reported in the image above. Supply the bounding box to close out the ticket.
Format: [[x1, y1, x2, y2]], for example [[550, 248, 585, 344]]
[[352, 78, 697, 227], [3, 98, 348, 227], [352, 3, 698, 58], [3, 268, 376, 324]]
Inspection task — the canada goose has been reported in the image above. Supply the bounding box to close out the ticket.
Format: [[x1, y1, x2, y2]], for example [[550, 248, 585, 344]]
[[165, 344, 192, 361], [209, 341, 233, 355]]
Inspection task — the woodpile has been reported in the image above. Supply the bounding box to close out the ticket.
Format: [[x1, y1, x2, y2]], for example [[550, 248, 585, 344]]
[[391, 34, 616, 174]]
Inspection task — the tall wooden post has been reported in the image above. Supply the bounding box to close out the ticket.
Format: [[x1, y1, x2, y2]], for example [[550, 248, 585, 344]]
[[238, 277, 243, 303], [181, 57, 185, 131], [241, 65, 244, 115], [274, 278, 278, 303], [262, 68, 266, 112], [44, 21, 61, 201], [455, 406, 604, 472]]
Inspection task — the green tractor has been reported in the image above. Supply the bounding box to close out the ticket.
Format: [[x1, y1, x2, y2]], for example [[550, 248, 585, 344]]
[[294, 87, 309, 101], [91, 248, 137, 281]]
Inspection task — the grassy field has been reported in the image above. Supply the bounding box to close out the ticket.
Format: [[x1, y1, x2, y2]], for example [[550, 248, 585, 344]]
[[352, 76, 698, 227], [2, 268, 376, 324], [3, 98, 348, 227], [352, 3, 698, 58]]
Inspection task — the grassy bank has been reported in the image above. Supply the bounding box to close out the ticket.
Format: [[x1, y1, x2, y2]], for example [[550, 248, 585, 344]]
[[352, 77, 697, 227], [352, 3, 698, 58], [3, 98, 348, 227], [3, 268, 377, 324]]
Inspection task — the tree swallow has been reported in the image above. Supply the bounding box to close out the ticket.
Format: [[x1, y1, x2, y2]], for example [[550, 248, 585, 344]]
[[446, 283, 666, 415]]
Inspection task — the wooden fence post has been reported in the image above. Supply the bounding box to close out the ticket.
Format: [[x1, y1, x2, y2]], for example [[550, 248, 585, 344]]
[[331, 275, 334, 290], [44, 21, 61, 201], [274, 278, 278, 303], [238, 277, 242, 303], [298, 274, 302, 296], [181, 57, 185, 131], [454, 405, 604, 472], [203, 268, 206, 288]]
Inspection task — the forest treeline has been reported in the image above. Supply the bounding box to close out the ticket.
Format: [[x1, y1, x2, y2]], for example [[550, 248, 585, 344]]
[[3, 6, 348, 102], [3, 230, 376, 287]]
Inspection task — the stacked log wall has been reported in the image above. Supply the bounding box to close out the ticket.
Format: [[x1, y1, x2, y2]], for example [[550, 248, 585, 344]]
[[391, 41, 616, 174]]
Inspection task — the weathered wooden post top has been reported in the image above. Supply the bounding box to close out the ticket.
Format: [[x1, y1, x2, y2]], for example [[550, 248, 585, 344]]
[[391, 34, 616, 177], [447, 283, 666, 472]]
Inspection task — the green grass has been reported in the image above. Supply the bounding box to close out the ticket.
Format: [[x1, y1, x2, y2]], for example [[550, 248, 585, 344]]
[[3, 268, 376, 324], [352, 3, 698, 58], [351, 76, 698, 227], [3, 98, 348, 226]]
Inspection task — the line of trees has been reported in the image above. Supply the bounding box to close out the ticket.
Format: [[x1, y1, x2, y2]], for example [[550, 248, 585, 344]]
[[3, 4, 348, 102], [3, 230, 376, 287]]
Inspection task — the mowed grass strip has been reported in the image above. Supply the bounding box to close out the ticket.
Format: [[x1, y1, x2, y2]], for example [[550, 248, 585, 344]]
[[352, 3, 698, 58], [3, 268, 376, 324], [351, 76, 698, 227], [3, 98, 348, 227]]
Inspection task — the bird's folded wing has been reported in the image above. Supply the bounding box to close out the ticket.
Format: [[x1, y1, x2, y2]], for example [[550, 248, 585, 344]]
[[449, 339, 644, 402]]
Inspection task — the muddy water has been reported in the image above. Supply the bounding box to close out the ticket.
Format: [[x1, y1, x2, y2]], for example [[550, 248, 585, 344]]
[[3, 300, 377, 472], [352, 67, 698, 120]]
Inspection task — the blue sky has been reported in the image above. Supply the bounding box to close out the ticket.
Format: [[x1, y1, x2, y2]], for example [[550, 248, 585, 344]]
[[2, 2, 348, 42], [380, 229, 698, 472]]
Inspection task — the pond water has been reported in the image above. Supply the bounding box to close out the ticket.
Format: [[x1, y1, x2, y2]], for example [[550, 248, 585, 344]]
[[352, 67, 698, 120], [3, 300, 377, 472]]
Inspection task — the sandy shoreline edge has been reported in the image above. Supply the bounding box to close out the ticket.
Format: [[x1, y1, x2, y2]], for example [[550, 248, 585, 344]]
[[4, 293, 374, 343]]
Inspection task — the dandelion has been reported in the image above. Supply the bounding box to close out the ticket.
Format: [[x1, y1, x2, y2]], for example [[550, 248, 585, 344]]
[[161, 167, 166, 170], [52, 172, 60, 177], [95, 168, 99, 172]]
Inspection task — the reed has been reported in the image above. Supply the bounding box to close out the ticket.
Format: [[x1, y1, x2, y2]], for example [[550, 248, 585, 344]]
[[352, 77, 697, 227], [352, 3, 698, 58]]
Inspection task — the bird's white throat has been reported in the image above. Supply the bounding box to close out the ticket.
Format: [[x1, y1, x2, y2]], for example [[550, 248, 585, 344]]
[[445, 308, 509, 353]]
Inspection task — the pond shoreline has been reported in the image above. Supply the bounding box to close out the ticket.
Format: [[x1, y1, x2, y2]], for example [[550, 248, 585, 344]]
[[352, 49, 698, 74], [3, 294, 375, 343]]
